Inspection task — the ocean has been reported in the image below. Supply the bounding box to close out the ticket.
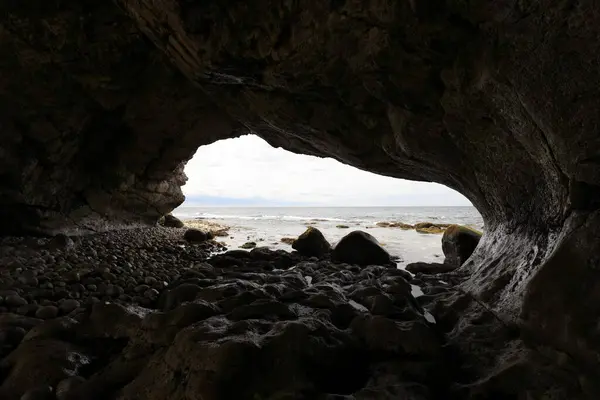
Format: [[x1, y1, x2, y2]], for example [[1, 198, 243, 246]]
[[172, 206, 484, 266]]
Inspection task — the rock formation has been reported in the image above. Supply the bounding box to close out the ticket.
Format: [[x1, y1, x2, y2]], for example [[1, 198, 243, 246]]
[[1, 1, 600, 398]]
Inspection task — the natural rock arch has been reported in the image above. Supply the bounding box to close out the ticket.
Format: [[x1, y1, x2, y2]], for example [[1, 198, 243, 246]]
[[1, 0, 599, 396]]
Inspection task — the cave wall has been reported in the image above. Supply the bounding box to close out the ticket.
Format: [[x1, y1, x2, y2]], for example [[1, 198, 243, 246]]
[[2, 0, 600, 385], [0, 1, 240, 234], [4, 0, 598, 236]]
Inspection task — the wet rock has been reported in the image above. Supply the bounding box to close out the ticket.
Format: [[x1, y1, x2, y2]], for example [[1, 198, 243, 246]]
[[162, 214, 185, 228], [0, 339, 90, 399], [351, 315, 440, 357], [58, 299, 80, 314], [159, 283, 204, 311], [441, 225, 482, 267], [280, 237, 295, 245], [183, 228, 209, 243], [19, 386, 54, 400], [47, 234, 75, 251], [292, 227, 331, 257], [406, 262, 458, 274], [333, 231, 392, 266], [35, 306, 59, 320], [376, 222, 414, 229], [55, 376, 86, 400], [6, 295, 28, 308], [240, 241, 257, 249], [17, 271, 38, 286]]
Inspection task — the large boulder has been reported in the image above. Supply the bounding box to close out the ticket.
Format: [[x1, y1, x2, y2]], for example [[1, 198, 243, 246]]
[[292, 227, 331, 257], [162, 214, 184, 228], [183, 228, 212, 243], [441, 225, 482, 267], [333, 231, 392, 266], [405, 262, 457, 275]]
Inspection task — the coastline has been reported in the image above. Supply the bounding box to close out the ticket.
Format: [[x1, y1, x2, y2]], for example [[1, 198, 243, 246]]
[[180, 216, 471, 266], [0, 222, 464, 398]]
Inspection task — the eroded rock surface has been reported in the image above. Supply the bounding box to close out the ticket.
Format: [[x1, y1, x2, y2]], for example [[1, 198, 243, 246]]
[[0, 246, 443, 400], [292, 227, 331, 257], [333, 231, 392, 266], [441, 225, 481, 267], [1, 1, 600, 399]]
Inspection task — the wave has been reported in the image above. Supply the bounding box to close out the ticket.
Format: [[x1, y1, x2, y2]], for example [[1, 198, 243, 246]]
[[187, 213, 352, 223]]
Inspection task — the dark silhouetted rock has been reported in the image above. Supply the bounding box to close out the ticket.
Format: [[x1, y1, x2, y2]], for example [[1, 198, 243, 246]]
[[292, 227, 331, 257], [183, 228, 208, 243], [280, 237, 295, 245], [47, 234, 75, 251], [162, 214, 184, 228], [333, 231, 392, 266], [405, 262, 458, 275], [441, 225, 482, 267]]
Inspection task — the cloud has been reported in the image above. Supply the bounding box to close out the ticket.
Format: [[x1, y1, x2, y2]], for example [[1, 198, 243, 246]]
[[182, 135, 472, 206]]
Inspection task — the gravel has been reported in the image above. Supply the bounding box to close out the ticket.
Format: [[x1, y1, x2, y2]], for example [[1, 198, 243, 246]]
[[0, 227, 223, 318]]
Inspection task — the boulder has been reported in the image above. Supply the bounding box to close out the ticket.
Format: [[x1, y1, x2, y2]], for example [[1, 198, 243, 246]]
[[441, 225, 482, 267], [292, 227, 331, 257], [240, 241, 257, 249], [47, 234, 75, 251], [376, 222, 414, 229], [405, 262, 458, 275], [280, 237, 295, 245], [162, 214, 184, 228], [183, 228, 209, 243], [414, 222, 450, 234], [332, 231, 392, 266]]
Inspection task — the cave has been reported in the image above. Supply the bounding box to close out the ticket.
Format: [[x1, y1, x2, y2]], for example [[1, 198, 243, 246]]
[[0, 0, 599, 399]]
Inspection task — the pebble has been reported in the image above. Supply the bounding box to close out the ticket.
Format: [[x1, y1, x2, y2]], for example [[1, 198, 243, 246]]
[[18, 270, 39, 286], [0, 289, 19, 298], [6, 294, 28, 307], [56, 376, 86, 400], [0, 227, 218, 313], [135, 284, 150, 293], [144, 276, 157, 285], [106, 284, 124, 297], [102, 272, 117, 281], [59, 299, 80, 314], [71, 283, 85, 292], [35, 305, 59, 319], [65, 271, 81, 282], [20, 385, 54, 400]]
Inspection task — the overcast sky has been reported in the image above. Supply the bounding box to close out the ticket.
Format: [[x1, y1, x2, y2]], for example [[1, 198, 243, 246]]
[[182, 135, 471, 207]]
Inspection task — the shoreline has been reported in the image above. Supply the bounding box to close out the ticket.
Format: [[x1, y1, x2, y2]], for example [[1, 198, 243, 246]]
[[0, 223, 464, 399]]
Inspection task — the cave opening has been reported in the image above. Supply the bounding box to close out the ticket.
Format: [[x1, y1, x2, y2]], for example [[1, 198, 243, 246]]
[[174, 134, 482, 267]]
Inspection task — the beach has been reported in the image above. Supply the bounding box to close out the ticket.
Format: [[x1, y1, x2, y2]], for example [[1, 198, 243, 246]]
[[174, 206, 484, 266]]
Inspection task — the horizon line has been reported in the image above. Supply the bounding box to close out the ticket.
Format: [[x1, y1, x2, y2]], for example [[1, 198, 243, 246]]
[[177, 204, 475, 208]]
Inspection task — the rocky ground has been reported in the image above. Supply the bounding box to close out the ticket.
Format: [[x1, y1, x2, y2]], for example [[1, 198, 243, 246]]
[[0, 225, 473, 400]]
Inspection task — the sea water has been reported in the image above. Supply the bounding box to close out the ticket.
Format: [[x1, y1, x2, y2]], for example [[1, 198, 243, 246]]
[[172, 206, 483, 266]]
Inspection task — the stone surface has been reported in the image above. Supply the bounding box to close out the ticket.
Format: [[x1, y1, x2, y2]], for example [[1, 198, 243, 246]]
[[405, 262, 457, 275], [0, 1, 599, 398], [161, 214, 184, 228], [183, 228, 209, 243], [333, 231, 392, 266], [441, 225, 482, 267], [0, 246, 444, 400], [292, 227, 331, 257]]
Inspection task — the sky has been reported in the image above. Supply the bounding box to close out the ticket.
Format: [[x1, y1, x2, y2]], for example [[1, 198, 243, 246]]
[[182, 135, 472, 207]]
